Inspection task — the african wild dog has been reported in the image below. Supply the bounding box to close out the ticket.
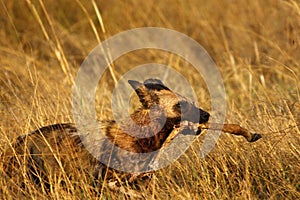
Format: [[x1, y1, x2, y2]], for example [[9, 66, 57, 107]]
[[3, 78, 261, 196], [3, 78, 210, 193]]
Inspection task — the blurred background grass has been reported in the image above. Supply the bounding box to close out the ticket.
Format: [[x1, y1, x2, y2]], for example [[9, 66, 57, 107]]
[[0, 0, 299, 199]]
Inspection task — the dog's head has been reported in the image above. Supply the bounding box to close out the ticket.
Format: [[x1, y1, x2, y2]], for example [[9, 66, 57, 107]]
[[128, 79, 210, 124]]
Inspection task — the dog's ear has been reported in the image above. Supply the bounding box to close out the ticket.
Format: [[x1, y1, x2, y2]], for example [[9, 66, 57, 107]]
[[128, 80, 143, 90], [128, 80, 152, 108], [144, 79, 170, 91]]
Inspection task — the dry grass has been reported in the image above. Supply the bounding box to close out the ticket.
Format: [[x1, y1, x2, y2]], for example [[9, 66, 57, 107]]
[[0, 0, 299, 199]]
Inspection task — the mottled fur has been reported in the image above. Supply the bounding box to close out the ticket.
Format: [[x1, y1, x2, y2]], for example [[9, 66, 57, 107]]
[[3, 78, 210, 193]]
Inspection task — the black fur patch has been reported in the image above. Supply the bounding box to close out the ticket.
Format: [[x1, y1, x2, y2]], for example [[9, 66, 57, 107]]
[[144, 79, 170, 91], [17, 123, 76, 144]]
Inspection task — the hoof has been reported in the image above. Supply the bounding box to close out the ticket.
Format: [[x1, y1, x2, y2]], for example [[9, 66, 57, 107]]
[[249, 133, 262, 142]]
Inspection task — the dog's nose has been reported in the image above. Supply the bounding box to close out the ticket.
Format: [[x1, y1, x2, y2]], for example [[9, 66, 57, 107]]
[[200, 110, 210, 123]]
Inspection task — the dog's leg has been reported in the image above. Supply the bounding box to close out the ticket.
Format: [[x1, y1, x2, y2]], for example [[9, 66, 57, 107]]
[[107, 180, 144, 199]]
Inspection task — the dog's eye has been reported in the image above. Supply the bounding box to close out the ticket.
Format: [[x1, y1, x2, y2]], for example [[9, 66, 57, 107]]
[[175, 101, 189, 110]]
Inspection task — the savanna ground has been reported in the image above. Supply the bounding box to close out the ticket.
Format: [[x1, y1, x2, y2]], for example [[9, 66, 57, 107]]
[[0, 0, 299, 199]]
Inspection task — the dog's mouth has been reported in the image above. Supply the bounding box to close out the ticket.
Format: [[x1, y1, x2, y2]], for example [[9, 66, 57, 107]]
[[172, 120, 203, 136], [181, 110, 210, 124]]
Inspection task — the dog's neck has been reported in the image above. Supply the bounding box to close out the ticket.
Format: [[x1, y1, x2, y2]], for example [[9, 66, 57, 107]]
[[132, 108, 180, 151], [104, 107, 180, 153]]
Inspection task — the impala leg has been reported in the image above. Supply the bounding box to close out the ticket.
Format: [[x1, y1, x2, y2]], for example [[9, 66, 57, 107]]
[[201, 123, 262, 142]]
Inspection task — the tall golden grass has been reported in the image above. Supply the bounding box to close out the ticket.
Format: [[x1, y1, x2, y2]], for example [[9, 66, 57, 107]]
[[0, 0, 299, 199]]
